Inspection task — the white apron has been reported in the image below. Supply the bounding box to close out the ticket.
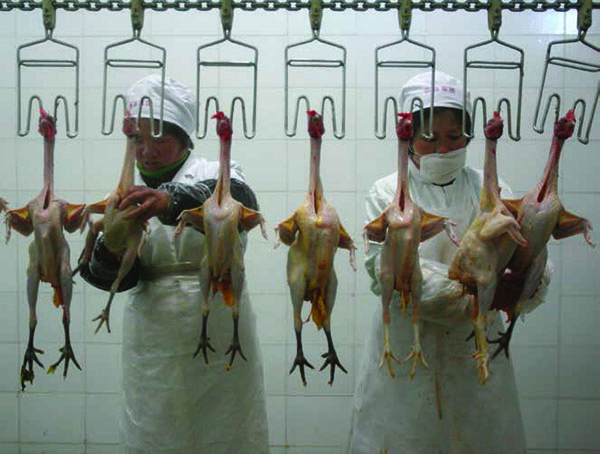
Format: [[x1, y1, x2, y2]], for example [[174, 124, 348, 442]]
[[349, 164, 527, 454], [120, 155, 269, 453]]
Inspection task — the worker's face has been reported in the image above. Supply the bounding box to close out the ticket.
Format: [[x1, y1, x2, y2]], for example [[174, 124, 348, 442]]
[[135, 119, 187, 173], [411, 109, 467, 168]]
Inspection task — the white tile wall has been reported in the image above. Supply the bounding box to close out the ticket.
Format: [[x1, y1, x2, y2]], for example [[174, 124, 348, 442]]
[[0, 6, 598, 453]]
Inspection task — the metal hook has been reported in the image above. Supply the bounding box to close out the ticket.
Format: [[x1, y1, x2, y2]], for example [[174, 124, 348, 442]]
[[42, 0, 55, 36], [18, 96, 44, 138], [533, 93, 561, 136], [220, 0, 234, 38], [374, 0, 435, 140], [130, 0, 144, 38], [197, 96, 221, 139], [462, 0, 523, 141], [16, 2, 79, 138], [469, 96, 488, 137], [398, 0, 411, 39], [100, 0, 166, 136], [569, 83, 599, 145], [309, 0, 323, 38], [284, 95, 311, 137], [532, 0, 598, 144], [285, 10, 346, 139], [487, 0, 502, 40], [195, 17, 258, 139]]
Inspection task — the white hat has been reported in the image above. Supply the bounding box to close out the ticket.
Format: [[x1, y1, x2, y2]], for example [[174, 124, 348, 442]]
[[400, 71, 472, 118], [126, 74, 196, 143]]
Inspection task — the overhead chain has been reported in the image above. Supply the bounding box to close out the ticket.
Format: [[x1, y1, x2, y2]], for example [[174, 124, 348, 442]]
[[0, 0, 597, 13]]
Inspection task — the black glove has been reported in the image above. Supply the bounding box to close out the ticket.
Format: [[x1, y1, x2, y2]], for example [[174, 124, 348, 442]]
[[157, 181, 212, 225], [157, 178, 259, 226]]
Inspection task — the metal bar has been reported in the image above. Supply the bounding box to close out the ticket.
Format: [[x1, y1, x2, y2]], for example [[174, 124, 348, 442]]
[[20, 59, 77, 67]]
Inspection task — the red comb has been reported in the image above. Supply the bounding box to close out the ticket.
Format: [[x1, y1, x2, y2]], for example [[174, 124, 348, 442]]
[[493, 110, 500, 119], [38, 107, 57, 140], [307, 110, 317, 117], [397, 112, 412, 120], [565, 109, 575, 122], [211, 111, 225, 120]]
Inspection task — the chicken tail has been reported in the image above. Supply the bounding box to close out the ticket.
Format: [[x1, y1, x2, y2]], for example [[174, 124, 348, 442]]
[[306, 288, 328, 330], [212, 278, 235, 307], [51, 284, 64, 308]]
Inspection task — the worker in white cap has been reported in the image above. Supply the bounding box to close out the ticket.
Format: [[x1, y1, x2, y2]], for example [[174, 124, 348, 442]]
[[80, 74, 269, 453], [348, 71, 550, 453]]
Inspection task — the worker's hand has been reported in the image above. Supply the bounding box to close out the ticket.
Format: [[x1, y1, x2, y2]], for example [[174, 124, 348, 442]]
[[119, 186, 170, 223]]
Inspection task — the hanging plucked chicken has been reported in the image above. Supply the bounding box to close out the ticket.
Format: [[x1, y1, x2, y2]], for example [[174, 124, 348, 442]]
[[363, 113, 459, 378], [448, 111, 527, 385], [175, 112, 267, 369], [75, 113, 146, 334], [4, 109, 87, 390], [490, 110, 594, 358], [276, 110, 357, 386]]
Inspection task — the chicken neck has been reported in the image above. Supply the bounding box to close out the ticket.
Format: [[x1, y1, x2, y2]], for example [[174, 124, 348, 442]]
[[308, 130, 324, 213], [479, 113, 503, 212], [215, 128, 232, 205], [535, 110, 575, 203]]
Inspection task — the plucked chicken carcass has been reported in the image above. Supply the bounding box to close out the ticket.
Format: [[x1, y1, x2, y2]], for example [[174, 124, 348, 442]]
[[276, 110, 357, 386], [448, 111, 527, 385], [5, 109, 87, 390], [490, 110, 594, 358], [75, 114, 146, 334], [363, 113, 459, 378], [175, 112, 267, 369]]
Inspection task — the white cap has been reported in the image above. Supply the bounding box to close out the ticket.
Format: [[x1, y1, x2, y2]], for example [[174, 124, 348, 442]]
[[126, 74, 196, 143], [400, 71, 471, 118]]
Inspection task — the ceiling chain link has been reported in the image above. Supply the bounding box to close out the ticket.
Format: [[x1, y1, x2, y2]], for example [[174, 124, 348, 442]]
[[0, 0, 595, 13]]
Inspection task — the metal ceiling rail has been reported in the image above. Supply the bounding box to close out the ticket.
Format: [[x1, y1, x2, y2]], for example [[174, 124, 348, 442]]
[[2, 0, 599, 13]]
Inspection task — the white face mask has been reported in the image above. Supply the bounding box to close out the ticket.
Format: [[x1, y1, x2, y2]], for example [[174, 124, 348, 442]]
[[417, 148, 467, 185]]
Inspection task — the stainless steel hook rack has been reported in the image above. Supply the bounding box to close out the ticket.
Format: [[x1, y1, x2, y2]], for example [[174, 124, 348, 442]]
[[196, 0, 259, 140], [17, 0, 80, 138], [100, 0, 166, 136]]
